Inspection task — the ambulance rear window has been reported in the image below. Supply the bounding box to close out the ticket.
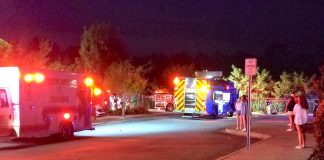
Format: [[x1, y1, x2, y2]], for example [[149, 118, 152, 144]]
[[0, 89, 8, 107]]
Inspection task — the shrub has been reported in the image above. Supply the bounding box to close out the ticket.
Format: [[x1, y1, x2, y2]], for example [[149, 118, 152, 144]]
[[314, 100, 324, 153], [112, 108, 122, 115], [125, 108, 136, 115], [134, 105, 149, 114], [271, 101, 286, 113]]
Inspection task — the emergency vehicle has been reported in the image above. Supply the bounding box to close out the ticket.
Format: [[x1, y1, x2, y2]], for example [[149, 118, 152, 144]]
[[153, 89, 174, 112], [173, 71, 237, 117], [0, 67, 93, 139]]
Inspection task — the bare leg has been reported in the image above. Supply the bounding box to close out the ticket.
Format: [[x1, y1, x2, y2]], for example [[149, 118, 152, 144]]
[[301, 125, 305, 148], [242, 115, 246, 129], [292, 115, 296, 130], [288, 115, 293, 129], [236, 114, 239, 129], [296, 125, 302, 148], [239, 115, 243, 130]]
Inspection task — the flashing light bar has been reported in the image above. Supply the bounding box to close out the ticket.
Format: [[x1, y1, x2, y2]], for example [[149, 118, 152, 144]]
[[23, 72, 45, 83], [173, 77, 180, 85], [34, 72, 45, 83]]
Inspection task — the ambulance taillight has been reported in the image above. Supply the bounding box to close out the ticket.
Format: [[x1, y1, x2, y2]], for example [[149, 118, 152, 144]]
[[64, 113, 71, 120]]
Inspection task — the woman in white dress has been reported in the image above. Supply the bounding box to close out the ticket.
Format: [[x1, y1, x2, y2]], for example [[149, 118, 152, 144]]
[[293, 95, 309, 149]]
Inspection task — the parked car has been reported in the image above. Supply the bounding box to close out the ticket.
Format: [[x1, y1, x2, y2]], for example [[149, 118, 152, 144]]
[[95, 104, 105, 117]]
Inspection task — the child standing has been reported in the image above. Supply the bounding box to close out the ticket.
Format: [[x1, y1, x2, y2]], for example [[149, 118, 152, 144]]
[[293, 95, 309, 149]]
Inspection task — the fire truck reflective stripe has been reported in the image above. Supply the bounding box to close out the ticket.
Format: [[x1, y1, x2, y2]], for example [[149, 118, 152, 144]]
[[196, 100, 204, 111], [196, 80, 207, 112], [174, 81, 185, 97], [175, 103, 184, 111], [177, 80, 185, 88], [176, 95, 184, 110], [174, 79, 185, 111], [196, 93, 206, 111]]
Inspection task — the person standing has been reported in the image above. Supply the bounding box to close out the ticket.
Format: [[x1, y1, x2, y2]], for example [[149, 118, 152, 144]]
[[235, 95, 248, 131], [293, 95, 309, 149], [285, 92, 296, 131], [240, 95, 248, 131], [235, 97, 242, 130], [313, 100, 319, 117]]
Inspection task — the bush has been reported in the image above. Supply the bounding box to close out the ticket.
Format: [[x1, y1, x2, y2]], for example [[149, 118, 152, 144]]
[[111, 106, 149, 115], [112, 108, 122, 115], [271, 101, 286, 113], [125, 108, 136, 115], [134, 105, 149, 114], [252, 100, 267, 113], [314, 100, 324, 153]]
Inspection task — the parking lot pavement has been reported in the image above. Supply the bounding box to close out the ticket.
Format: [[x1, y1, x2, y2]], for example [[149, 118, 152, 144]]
[[0, 136, 31, 150], [0, 112, 317, 160], [218, 115, 316, 160], [93, 110, 181, 125], [0, 110, 177, 150]]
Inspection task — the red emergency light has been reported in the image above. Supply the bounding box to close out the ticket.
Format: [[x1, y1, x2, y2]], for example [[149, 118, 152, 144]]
[[173, 77, 180, 85], [64, 113, 71, 120]]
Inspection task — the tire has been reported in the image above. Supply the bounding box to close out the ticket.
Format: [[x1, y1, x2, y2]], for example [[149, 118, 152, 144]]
[[166, 103, 174, 112], [9, 128, 17, 137], [60, 123, 74, 140], [226, 111, 233, 117]]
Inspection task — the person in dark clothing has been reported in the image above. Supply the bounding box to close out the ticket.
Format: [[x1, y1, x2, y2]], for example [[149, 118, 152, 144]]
[[285, 92, 296, 131]]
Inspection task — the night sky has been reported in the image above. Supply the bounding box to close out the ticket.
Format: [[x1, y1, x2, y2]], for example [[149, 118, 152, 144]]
[[0, 0, 324, 56]]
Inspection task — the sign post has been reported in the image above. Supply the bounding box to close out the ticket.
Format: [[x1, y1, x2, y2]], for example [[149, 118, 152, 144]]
[[244, 58, 257, 150]]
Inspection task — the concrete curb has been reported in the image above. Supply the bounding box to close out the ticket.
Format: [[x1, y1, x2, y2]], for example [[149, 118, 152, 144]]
[[216, 128, 272, 160], [224, 128, 272, 139]]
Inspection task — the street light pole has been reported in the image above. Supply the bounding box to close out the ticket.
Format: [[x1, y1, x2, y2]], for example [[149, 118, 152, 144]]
[[91, 86, 96, 121], [84, 77, 95, 121]]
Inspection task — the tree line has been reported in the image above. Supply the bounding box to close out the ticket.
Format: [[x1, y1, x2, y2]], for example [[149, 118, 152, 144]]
[[0, 23, 323, 101], [1, 22, 324, 153]]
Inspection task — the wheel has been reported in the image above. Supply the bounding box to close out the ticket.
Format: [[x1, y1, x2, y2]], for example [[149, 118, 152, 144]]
[[166, 103, 174, 112], [60, 123, 74, 140], [226, 111, 233, 117]]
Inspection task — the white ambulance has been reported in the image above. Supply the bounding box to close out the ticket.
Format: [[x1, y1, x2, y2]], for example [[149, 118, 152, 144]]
[[0, 67, 93, 139]]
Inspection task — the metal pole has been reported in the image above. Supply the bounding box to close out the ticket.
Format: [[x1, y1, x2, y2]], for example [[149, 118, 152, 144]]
[[91, 86, 96, 121], [247, 75, 252, 150]]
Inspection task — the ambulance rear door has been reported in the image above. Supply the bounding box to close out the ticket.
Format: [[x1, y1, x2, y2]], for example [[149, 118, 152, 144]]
[[0, 88, 14, 134]]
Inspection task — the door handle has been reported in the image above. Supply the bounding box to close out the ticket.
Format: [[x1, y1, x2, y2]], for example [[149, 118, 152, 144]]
[[9, 114, 11, 120]]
